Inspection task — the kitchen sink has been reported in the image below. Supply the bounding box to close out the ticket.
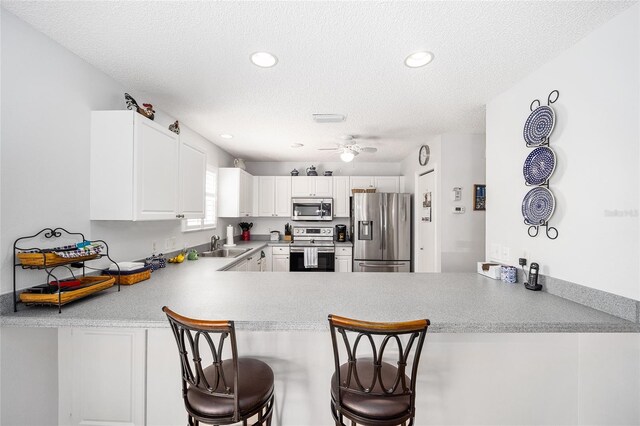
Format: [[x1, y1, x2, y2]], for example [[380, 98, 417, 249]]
[[200, 248, 251, 258]]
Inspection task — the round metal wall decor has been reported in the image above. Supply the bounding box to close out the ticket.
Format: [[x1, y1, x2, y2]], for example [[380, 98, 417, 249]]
[[523, 105, 555, 146]]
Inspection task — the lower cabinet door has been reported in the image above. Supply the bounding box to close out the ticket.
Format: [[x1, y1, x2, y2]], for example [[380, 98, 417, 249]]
[[59, 328, 146, 426], [335, 255, 353, 272], [272, 255, 290, 271]]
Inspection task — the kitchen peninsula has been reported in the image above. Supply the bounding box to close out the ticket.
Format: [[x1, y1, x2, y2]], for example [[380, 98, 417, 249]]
[[2, 247, 639, 425]]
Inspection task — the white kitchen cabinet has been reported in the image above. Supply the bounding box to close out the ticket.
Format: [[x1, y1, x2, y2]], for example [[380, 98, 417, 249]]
[[333, 176, 350, 217], [256, 176, 292, 217], [246, 252, 262, 271], [218, 168, 254, 217], [91, 110, 184, 221], [334, 246, 353, 272], [58, 328, 146, 426], [271, 246, 290, 272], [291, 176, 333, 197], [349, 176, 401, 193], [375, 176, 400, 193], [179, 141, 206, 219]]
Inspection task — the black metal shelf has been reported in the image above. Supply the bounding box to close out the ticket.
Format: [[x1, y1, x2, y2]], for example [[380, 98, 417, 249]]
[[13, 227, 120, 313]]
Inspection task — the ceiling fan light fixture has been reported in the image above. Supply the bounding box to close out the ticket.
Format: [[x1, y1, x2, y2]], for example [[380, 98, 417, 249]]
[[220, 134, 234, 139], [340, 150, 355, 162], [250, 51, 278, 68], [404, 51, 434, 68]]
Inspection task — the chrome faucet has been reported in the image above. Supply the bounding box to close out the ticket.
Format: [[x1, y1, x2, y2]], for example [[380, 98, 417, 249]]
[[210, 235, 221, 251]]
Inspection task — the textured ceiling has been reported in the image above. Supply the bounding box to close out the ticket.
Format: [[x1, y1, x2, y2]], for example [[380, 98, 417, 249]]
[[2, 1, 635, 162]]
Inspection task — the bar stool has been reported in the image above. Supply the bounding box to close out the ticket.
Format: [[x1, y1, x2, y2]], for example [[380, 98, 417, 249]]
[[163, 307, 274, 426], [328, 314, 430, 426]]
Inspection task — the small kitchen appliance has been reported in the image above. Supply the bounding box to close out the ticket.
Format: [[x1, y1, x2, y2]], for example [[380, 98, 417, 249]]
[[270, 231, 280, 241], [525, 262, 542, 291], [289, 226, 335, 272], [292, 198, 333, 221], [335, 224, 347, 242]]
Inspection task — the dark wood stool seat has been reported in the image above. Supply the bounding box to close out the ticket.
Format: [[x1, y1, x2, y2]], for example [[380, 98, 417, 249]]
[[163, 307, 274, 426], [328, 314, 430, 426]]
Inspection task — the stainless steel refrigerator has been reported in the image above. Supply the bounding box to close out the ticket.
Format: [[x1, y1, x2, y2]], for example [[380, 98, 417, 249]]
[[352, 193, 411, 272]]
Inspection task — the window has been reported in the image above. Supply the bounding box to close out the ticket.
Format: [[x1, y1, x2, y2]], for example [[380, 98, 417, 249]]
[[182, 166, 217, 232]]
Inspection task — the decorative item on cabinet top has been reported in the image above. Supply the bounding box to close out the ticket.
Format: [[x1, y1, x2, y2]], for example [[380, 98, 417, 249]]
[[168, 120, 180, 134], [306, 165, 318, 176], [234, 158, 246, 170], [124, 93, 155, 120]]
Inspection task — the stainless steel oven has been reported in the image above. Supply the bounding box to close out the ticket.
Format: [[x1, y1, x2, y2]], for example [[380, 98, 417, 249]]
[[291, 198, 333, 221], [289, 226, 335, 272]]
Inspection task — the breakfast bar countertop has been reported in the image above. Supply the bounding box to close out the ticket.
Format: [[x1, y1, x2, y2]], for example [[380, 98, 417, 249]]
[[2, 246, 639, 333]]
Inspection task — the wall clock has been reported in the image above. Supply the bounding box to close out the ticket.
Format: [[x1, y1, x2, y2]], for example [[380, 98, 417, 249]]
[[419, 145, 430, 166]]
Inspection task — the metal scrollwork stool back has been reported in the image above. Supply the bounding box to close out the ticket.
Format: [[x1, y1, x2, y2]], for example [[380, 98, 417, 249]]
[[328, 314, 430, 426], [163, 307, 274, 426]]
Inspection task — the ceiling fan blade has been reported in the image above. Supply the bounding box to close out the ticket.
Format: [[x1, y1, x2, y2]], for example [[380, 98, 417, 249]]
[[360, 147, 378, 153], [317, 147, 340, 151]]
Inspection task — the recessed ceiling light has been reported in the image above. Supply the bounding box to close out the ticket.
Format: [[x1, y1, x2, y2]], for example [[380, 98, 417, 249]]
[[250, 52, 278, 68], [290, 143, 304, 148], [220, 134, 233, 139], [312, 114, 346, 123], [404, 51, 434, 68]]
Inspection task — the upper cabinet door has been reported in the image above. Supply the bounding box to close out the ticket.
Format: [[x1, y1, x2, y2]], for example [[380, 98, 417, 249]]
[[374, 176, 400, 193], [313, 177, 333, 197], [134, 115, 180, 220], [258, 176, 276, 216], [274, 176, 292, 217], [291, 177, 312, 197], [179, 142, 206, 219], [333, 176, 350, 217]]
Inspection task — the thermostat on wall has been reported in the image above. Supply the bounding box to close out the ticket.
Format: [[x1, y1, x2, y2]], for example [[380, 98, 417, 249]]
[[452, 206, 465, 214]]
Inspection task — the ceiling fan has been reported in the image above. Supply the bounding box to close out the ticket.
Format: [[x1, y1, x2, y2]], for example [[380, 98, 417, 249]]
[[317, 136, 378, 162]]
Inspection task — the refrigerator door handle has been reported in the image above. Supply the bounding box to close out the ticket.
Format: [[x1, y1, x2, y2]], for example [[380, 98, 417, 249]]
[[381, 195, 385, 251]]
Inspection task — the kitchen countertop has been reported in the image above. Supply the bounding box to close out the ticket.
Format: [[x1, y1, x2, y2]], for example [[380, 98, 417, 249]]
[[2, 247, 638, 332]]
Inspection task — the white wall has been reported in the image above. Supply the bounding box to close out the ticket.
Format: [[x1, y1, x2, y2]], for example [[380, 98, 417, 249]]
[[486, 5, 639, 300], [440, 134, 486, 272], [401, 135, 486, 272], [0, 10, 235, 295]]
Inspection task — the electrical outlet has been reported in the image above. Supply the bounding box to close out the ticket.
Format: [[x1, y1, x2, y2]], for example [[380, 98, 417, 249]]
[[164, 238, 172, 250], [170, 237, 176, 249], [151, 241, 157, 253], [501, 246, 510, 261], [490, 244, 500, 260]]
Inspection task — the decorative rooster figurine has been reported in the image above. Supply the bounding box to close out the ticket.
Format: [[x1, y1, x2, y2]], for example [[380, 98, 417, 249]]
[[142, 103, 155, 120], [123, 93, 155, 121]]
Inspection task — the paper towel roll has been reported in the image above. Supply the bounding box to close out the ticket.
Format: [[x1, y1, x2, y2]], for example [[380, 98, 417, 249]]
[[226, 225, 235, 246]]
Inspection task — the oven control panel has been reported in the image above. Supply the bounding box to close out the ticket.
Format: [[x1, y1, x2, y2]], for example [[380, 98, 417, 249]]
[[293, 226, 334, 237]]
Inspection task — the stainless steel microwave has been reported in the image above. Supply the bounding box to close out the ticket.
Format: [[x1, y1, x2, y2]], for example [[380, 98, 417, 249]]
[[291, 198, 333, 221]]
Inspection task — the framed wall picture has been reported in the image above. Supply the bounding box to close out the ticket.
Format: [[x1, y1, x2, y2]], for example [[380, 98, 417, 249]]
[[474, 184, 486, 211]]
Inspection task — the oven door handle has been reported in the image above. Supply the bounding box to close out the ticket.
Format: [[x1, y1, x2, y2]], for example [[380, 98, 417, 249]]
[[291, 247, 335, 253]]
